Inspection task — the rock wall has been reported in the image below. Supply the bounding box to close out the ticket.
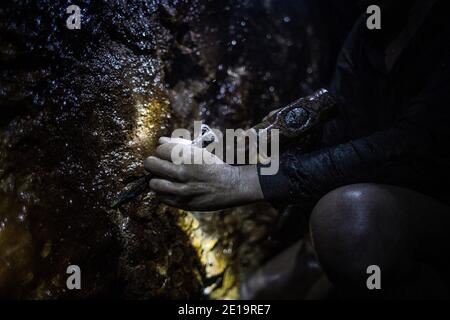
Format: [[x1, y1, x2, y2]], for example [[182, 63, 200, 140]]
[[0, 0, 333, 299]]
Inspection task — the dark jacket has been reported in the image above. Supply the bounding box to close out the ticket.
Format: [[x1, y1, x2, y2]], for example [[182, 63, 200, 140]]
[[259, 0, 450, 204]]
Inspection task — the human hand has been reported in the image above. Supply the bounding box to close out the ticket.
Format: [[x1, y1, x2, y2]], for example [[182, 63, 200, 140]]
[[144, 137, 264, 211]]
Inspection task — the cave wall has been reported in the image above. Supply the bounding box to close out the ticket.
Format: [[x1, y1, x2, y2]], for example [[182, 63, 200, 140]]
[[0, 0, 334, 299]]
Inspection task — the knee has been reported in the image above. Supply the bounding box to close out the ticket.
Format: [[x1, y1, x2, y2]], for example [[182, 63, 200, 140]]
[[310, 184, 398, 285], [310, 183, 388, 243]]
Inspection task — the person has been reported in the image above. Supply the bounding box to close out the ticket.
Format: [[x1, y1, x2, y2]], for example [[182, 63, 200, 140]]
[[144, 0, 450, 299]]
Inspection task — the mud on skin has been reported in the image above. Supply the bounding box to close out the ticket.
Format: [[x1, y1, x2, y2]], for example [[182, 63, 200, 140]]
[[0, 0, 330, 298]]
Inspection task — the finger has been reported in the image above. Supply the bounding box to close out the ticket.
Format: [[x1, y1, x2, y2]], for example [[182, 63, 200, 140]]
[[155, 143, 180, 161], [149, 179, 187, 196], [159, 137, 191, 145], [150, 178, 206, 196], [144, 156, 184, 181], [157, 195, 185, 209], [156, 143, 200, 163], [158, 136, 171, 144], [156, 143, 221, 165]]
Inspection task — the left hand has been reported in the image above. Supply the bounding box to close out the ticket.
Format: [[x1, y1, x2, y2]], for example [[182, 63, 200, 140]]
[[143, 137, 264, 211]]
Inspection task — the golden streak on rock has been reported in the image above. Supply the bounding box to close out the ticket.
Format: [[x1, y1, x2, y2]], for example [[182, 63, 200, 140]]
[[133, 92, 239, 299], [177, 210, 238, 300], [41, 241, 51, 258], [0, 223, 34, 290], [133, 95, 170, 154]]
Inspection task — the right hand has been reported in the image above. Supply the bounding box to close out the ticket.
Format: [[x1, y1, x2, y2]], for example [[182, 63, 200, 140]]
[[144, 137, 264, 211]]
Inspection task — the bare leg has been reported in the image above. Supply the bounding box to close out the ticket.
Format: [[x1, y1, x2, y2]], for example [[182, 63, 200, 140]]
[[241, 183, 450, 299], [240, 238, 328, 300], [310, 183, 450, 299]]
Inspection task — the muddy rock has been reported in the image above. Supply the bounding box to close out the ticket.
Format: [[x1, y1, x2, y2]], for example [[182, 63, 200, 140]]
[[0, 0, 331, 299]]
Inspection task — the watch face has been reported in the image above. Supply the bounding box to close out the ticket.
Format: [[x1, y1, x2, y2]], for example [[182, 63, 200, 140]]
[[284, 107, 310, 129]]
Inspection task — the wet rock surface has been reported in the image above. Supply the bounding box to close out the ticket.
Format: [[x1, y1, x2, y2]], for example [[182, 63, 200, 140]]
[[0, 0, 331, 298]]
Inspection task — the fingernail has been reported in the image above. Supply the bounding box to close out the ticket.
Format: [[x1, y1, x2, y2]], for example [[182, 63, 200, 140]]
[[144, 156, 157, 168], [158, 137, 169, 144]]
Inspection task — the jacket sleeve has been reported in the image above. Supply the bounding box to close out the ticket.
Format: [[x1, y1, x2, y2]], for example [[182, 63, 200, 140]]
[[258, 55, 450, 203]]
